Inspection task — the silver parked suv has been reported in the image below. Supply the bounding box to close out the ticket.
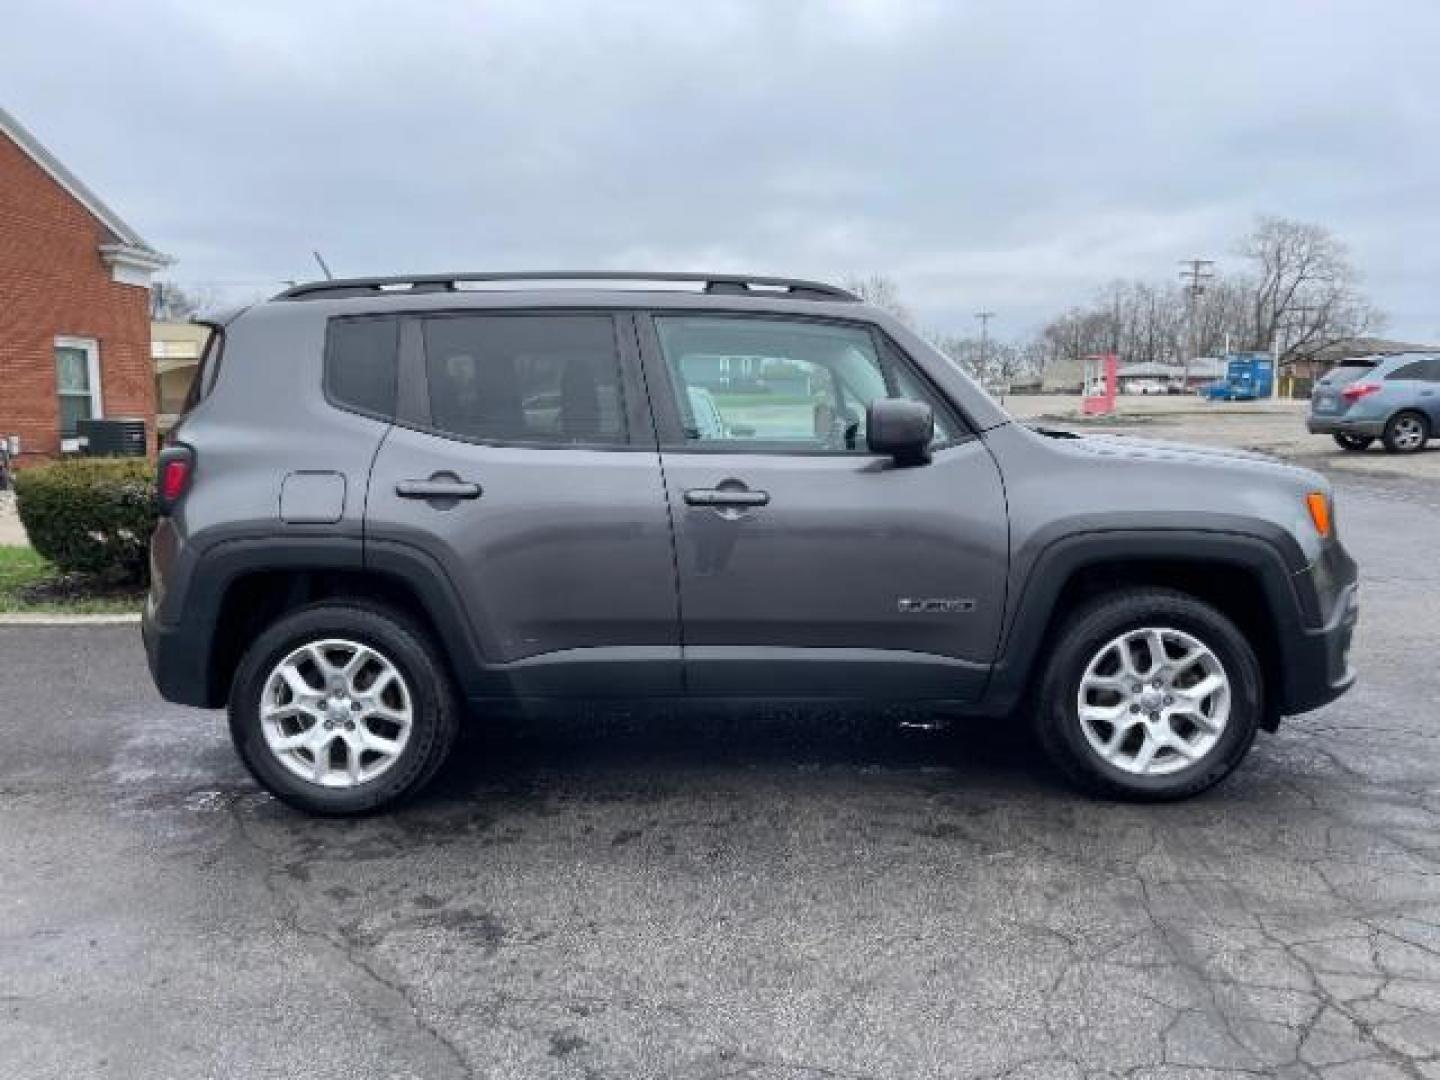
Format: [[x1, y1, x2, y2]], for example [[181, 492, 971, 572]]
[[1307, 353, 1440, 454], [143, 272, 1359, 815]]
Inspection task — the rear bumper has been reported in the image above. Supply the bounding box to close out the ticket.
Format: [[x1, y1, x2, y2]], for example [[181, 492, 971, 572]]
[[141, 592, 214, 708], [1307, 416, 1384, 437]]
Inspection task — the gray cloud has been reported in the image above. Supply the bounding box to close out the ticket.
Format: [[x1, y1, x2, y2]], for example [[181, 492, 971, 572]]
[[4, 0, 1435, 340]]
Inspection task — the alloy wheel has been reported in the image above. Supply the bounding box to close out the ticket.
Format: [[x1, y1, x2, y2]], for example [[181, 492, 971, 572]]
[[1392, 415, 1426, 451], [258, 638, 414, 788], [1076, 626, 1231, 776]]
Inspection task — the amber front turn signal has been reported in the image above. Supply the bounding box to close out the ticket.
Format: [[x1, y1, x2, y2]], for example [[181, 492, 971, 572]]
[[1306, 491, 1332, 538]]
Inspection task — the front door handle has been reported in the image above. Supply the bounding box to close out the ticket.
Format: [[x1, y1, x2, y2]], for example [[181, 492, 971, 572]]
[[396, 478, 482, 500], [684, 487, 770, 508]]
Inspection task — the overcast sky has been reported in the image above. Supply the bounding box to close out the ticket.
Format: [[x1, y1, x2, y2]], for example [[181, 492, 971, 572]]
[[4, 0, 1436, 341]]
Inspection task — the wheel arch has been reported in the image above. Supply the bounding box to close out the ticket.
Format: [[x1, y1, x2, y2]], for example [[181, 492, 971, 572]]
[[169, 537, 484, 708], [982, 528, 1313, 729]]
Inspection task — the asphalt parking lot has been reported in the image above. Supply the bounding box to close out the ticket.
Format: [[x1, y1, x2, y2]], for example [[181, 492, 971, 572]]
[[4, 438, 1440, 1078]]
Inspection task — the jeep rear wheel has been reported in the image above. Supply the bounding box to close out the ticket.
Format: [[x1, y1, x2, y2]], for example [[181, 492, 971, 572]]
[[228, 602, 459, 815], [1035, 589, 1262, 801]]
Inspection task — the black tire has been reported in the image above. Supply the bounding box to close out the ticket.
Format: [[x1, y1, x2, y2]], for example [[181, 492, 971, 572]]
[[228, 602, 460, 816], [1381, 410, 1430, 454], [1034, 588, 1263, 802], [1331, 433, 1374, 452]]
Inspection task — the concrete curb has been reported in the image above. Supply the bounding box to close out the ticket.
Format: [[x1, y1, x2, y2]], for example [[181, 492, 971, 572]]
[[0, 613, 141, 626]]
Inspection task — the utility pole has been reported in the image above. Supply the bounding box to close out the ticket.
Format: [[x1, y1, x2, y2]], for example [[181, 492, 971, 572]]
[[975, 311, 995, 384], [1178, 259, 1214, 391]]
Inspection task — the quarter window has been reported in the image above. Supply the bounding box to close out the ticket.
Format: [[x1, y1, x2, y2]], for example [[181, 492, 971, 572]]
[[54, 336, 101, 438], [653, 315, 957, 451], [421, 314, 625, 444], [326, 317, 399, 418]]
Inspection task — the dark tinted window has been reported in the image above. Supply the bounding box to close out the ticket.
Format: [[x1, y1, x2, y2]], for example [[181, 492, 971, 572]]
[[422, 314, 624, 444], [1386, 358, 1440, 382], [326, 317, 399, 418], [1386, 361, 1426, 381]]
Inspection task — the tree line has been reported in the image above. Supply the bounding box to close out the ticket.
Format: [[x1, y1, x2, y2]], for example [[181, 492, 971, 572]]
[[851, 216, 1386, 386]]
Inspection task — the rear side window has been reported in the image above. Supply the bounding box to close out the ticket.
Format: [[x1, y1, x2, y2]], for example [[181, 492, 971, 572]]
[[421, 314, 625, 445], [326, 317, 399, 418], [1386, 358, 1440, 382], [1382, 361, 1428, 383]]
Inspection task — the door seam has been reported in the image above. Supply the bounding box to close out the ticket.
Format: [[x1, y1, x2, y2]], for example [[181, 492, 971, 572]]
[[629, 311, 689, 692]]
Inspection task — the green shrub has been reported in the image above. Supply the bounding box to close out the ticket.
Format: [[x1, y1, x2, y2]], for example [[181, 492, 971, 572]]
[[14, 458, 156, 583]]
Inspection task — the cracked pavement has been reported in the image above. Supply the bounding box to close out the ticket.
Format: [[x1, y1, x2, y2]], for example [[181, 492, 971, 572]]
[[3, 467, 1439, 1079]]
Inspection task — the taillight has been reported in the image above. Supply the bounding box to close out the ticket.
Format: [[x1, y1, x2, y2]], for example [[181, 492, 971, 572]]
[[1341, 382, 1381, 402], [156, 445, 194, 515]]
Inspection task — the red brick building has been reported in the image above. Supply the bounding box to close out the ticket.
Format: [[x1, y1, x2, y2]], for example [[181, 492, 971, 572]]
[[1, 107, 169, 464]]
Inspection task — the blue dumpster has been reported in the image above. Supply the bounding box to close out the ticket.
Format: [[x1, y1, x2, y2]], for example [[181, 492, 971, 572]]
[[1202, 354, 1274, 400]]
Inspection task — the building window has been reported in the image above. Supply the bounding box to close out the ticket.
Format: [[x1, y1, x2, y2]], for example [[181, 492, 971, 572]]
[[55, 336, 102, 438]]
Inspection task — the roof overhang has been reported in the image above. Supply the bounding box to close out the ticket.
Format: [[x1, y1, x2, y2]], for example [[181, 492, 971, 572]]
[[100, 242, 173, 287], [1, 106, 172, 288]]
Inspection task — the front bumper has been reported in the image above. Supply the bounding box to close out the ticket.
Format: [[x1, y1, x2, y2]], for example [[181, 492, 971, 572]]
[[1279, 579, 1359, 716], [1307, 416, 1384, 437]]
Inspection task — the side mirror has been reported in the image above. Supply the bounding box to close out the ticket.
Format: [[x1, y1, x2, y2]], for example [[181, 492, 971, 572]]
[[866, 398, 934, 466]]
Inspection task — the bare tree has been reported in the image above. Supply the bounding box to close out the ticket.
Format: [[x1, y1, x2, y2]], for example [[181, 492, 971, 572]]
[[151, 281, 224, 321], [1028, 217, 1386, 378], [843, 274, 913, 325], [1239, 216, 1383, 359]]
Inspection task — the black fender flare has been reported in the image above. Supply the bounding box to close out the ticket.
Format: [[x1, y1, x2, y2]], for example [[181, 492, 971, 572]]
[[147, 534, 486, 708], [978, 524, 1316, 717]]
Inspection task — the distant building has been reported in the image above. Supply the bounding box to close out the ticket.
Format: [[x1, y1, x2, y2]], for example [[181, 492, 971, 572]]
[[1116, 358, 1227, 393], [0, 107, 169, 463]]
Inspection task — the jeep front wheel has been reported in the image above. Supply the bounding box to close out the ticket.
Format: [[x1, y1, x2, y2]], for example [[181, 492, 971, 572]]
[[228, 602, 459, 815], [1035, 589, 1263, 801]]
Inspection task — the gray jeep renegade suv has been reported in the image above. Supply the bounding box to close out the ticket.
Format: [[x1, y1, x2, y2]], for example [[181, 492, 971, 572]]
[[143, 272, 1358, 815]]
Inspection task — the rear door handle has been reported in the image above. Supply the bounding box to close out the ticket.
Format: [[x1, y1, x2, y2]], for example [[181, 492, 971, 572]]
[[396, 478, 482, 500], [684, 488, 769, 508]]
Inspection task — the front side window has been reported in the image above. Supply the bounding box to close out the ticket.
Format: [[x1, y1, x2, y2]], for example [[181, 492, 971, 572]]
[[422, 314, 625, 444], [54, 337, 100, 437], [653, 315, 957, 451]]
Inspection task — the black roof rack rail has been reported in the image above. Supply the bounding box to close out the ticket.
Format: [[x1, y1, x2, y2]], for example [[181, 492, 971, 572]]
[[274, 271, 859, 302]]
